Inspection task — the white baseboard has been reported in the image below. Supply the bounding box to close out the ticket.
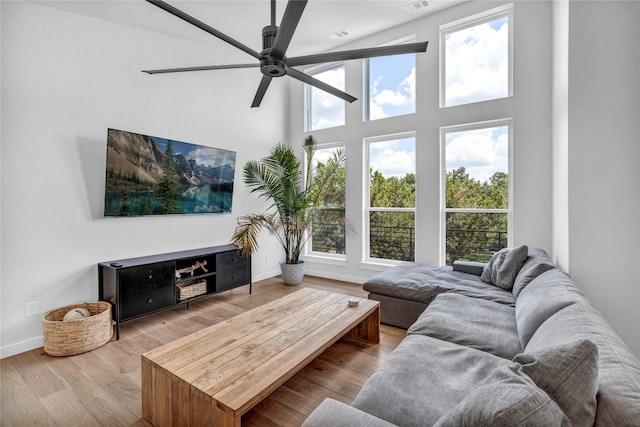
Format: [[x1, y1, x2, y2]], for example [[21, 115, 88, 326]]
[[303, 268, 366, 285], [1, 336, 43, 359], [1, 269, 358, 359], [252, 269, 281, 283]]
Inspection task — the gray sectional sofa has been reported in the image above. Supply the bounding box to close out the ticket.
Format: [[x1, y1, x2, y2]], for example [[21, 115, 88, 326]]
[[302, 247, 640, 426]]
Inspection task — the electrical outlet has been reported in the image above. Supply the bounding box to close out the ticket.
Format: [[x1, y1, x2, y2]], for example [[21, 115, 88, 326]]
[[26, 301, 38, 317]]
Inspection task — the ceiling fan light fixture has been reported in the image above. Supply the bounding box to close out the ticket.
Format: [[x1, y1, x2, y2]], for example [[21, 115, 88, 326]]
[[404, 0, 429, 13]]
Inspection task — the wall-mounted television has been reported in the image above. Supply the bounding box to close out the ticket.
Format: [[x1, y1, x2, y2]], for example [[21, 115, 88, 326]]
[[104, 128, 236, 217]]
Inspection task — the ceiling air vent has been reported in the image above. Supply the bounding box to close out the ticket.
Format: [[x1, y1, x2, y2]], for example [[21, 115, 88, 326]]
[[404, 0, 429, 13], [329, 29, 350, 40]]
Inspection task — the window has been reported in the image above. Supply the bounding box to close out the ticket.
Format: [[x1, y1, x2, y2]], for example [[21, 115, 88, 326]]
[[308, 144, 346, 256], [365, 133, 416, 262], [305, 64, 346, 131], [441, 4, 512, 107], [441, 120, 511, 265], [365, 37, 416, 121]]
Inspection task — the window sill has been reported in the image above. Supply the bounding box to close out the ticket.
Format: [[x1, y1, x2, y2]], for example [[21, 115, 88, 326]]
[[360, 259, 405, 272], [302, 254, 347, 267]]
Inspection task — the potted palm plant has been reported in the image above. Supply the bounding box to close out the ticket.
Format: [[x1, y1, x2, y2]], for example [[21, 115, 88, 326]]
[[231, 135, 346, 285]]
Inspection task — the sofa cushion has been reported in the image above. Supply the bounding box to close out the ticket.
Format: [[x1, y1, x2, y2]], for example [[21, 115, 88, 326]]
[[408, 293, 521, 359], [452, 260, 485, 276], [301, 398, 397, 427], [367, 294, 428, 329], [481, 245, 529, 289], [526, 303, 640, 427], [511, 248, 556, 298], [514, 339, 599, 427], [352, 334, 512, 427], [433, 365, 570, 427], [516, 268, 589, 348], [363, 263, 515, 306]]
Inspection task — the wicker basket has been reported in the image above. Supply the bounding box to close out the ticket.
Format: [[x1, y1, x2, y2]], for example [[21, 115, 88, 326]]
[[177, 280, 207, 301], [42, 301, 113, 356]]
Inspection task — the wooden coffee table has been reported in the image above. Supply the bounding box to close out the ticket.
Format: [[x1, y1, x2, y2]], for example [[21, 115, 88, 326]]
[[141, 288, 380, 427]]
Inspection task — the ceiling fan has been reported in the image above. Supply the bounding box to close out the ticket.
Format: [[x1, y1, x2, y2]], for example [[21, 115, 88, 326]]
[[143, 0, 429, 108]]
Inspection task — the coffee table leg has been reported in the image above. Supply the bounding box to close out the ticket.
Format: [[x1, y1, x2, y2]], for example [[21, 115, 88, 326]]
[[212, 405, 240, 427], [349, 306, 380, 343], [141, 359, 153, 422]]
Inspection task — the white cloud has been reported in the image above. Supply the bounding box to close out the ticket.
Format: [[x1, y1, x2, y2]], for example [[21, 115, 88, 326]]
[[370, 66, 416, 120], [370, 138, 415, 178], [186, 147, 234, 167], [446, 127, 508, 182], [374, 89, 408, 107], [369, 102, 386, 121], [313, 147, 340, 166], [310, 66, 345, 130], [445, 19, 509, 106]]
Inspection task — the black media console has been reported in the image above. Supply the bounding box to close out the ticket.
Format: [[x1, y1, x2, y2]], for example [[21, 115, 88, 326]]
[[98, 245, 251, 339]]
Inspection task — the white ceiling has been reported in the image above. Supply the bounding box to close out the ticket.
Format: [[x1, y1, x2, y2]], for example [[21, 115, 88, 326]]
[[32, 0, 465, 59]]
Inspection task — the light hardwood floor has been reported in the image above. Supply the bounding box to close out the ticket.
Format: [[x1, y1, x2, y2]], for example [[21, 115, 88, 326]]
[[1, 276, 405, 427]]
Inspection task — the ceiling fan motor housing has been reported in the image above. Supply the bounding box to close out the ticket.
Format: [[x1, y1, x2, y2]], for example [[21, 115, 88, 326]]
[[260, 25, 287, 77]]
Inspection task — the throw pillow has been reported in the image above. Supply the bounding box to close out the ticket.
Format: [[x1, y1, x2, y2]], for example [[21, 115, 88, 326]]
[[433, 366, 570, 427], [513, 339, 599, 427], [511, 248, 556, 298], [480, 245, 529, 289]]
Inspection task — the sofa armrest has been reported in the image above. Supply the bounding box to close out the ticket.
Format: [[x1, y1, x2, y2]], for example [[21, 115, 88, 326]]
[[452, 260, 486, 276], [301, 398, 398, 427]]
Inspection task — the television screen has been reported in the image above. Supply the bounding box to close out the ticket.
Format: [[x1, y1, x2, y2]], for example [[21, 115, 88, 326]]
[[104, 128, 236, 217]]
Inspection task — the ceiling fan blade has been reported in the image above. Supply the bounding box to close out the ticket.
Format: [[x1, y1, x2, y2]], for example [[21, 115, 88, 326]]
[[251, 75, 273, 108], [286, 67, 356, 103], [146, 0, 261, 60], [286, 41, 429, 67], [271, 0, 308, 60], [143, 64, 259, 74]]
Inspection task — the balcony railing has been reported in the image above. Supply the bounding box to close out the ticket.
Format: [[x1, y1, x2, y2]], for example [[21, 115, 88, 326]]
[[311, 223, 346, 254], [311, 223, 507, 264], [369, 225, 415, 262]]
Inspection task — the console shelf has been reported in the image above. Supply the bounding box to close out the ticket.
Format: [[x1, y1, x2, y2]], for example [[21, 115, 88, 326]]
[[98, 245, 251, 339]]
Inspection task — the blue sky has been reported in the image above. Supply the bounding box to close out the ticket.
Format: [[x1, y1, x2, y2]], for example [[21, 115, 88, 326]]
[[310, 13, 508, 180], [369, 53, 415, 120]]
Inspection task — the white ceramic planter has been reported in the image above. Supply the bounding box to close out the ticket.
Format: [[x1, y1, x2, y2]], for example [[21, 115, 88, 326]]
[[279, 260, 305, 285]]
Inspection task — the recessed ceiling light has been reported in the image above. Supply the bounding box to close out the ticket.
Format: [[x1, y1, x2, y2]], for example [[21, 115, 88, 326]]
[[329, 29, 350, 40], [404, 0, 429, 13]]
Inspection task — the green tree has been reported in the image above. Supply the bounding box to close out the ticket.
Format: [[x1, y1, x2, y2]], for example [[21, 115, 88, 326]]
[[119, 192, 131, 216], [308, 148, 347, 254], [310, 148, 346, 206], [368, 169, 416, 261], [141, 198, 151, 216], [155, 141, 180, 214], [445, 167, 508, 264]]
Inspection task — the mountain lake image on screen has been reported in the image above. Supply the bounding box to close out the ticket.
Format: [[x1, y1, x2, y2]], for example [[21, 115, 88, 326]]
[[104, 128, 236, 217]]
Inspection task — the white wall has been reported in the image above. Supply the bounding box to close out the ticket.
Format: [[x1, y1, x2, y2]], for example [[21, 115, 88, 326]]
[[0, 1, 286, 357], [551, 0, 570, 272], [288, 1, 553, 282], [564, 0, 640, 356]]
